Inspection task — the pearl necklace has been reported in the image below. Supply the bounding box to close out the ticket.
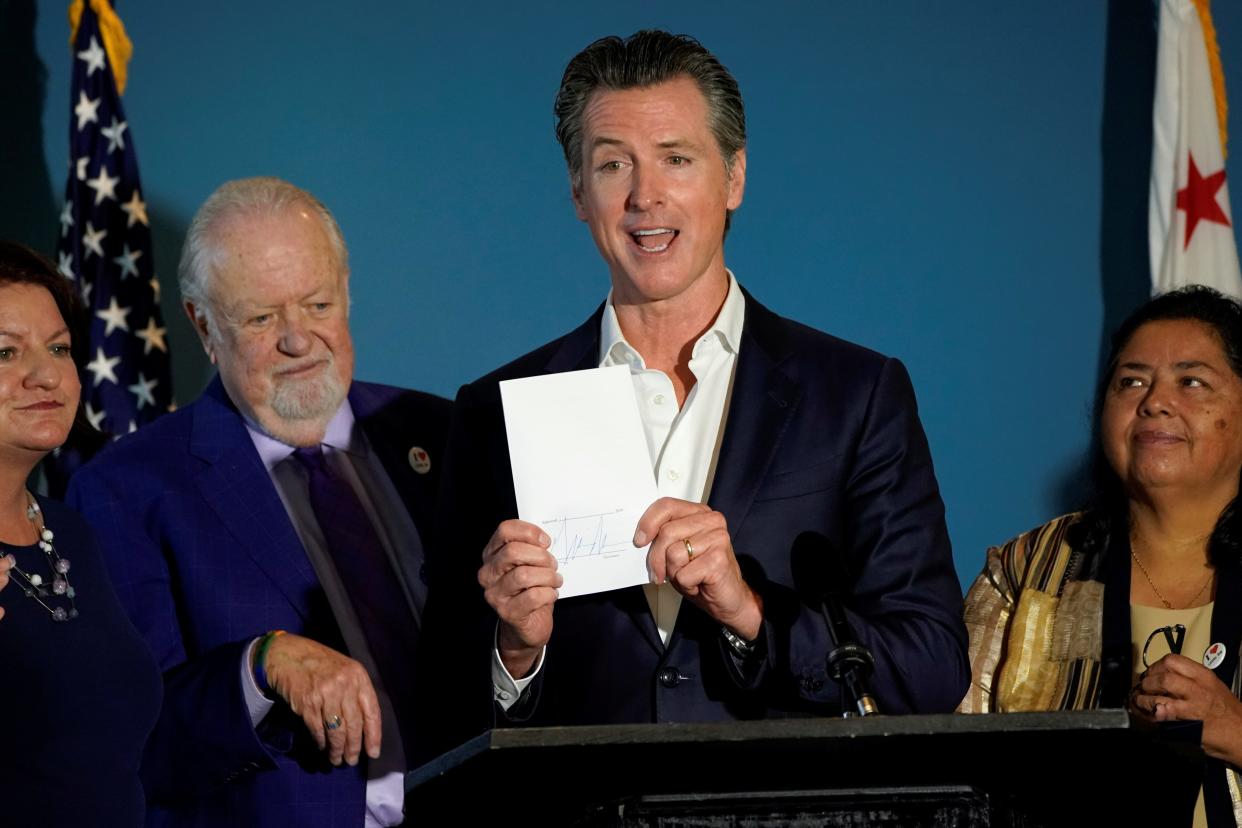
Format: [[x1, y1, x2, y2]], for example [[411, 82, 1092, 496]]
[[5, 494, 77, 622]]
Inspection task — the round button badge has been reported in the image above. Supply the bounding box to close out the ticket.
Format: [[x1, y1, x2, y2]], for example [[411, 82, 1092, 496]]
[[408, 446, 431, 475], [1204, 642, 1227, 670]]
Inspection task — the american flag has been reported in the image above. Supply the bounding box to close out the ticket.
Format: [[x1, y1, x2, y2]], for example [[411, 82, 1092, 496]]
[[50, 0, 172, 490]]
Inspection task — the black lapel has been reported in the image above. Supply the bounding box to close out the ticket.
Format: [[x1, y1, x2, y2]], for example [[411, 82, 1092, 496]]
[[1203, 559, 1242, 827], [189, 377, 322, 622], [352, 384, 429, 534], [1098, 530, 1133, 707], [350, 382, 431, 619], [1207, 559, 1242, 696], [544, 305, 604, 374], [706, 290, 800, 541]]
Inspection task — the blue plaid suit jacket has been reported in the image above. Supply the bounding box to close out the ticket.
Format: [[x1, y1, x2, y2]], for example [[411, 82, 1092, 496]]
[[69, 376, 450, 828]]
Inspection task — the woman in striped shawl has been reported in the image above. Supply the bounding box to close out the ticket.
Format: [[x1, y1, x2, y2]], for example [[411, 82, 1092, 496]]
[[961, 286, 1242, 827]]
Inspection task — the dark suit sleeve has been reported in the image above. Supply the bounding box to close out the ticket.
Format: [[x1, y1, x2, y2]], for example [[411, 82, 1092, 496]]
[[67, 465, 278, 802], [753, 357, 969, 715]]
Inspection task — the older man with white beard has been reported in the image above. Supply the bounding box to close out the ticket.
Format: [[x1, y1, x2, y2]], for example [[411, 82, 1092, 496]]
[[68, 177, 450, 828]]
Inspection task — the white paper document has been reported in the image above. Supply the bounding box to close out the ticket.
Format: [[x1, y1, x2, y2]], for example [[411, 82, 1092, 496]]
[[500, 366, 657, 598]]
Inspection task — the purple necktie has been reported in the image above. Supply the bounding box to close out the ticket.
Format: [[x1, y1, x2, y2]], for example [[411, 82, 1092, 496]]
[[292, 446, 418, 747]]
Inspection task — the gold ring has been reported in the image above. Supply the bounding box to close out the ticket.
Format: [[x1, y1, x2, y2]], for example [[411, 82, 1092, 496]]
[[683, 538, 695, 560]]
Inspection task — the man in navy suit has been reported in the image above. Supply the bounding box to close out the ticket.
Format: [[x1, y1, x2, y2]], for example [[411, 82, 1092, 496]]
[[69, 177, 449, 826], [428, 31, 967, 747]]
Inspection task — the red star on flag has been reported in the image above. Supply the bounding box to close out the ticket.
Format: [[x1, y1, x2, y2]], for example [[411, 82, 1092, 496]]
[[1176, 151, 1231, 248]]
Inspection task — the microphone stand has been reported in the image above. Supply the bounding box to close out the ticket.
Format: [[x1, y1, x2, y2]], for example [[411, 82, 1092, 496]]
[[819, 598, 880, 717]]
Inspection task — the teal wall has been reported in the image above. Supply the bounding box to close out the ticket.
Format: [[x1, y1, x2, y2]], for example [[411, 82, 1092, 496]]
[[8, 1, 1242, 586]]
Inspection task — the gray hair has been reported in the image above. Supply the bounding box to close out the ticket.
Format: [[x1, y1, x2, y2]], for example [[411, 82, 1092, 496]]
[[553, 30, 746, 230], [178, 177, 349, 334]]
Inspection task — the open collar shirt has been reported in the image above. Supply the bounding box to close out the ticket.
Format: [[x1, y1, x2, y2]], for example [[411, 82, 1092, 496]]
[[494, 272, 745, 707], [598, 271, 745, 645]]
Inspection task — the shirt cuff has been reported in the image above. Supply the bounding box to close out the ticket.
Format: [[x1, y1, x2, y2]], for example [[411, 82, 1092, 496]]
[[364, 771, 405, 827], [491, 626, 544, 712], [241, 637, 277, 727]]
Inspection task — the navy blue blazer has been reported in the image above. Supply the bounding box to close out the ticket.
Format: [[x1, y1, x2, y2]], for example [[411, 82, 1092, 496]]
[[67, 377, 450, 828], [426, 290, 968, 749]]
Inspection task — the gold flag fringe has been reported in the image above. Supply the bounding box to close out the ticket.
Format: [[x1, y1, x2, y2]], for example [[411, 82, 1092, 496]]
[[1192, 0, 1229, 159], [67, 0, 132, 94]]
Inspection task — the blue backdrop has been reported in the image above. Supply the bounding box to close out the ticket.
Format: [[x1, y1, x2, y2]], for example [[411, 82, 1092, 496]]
[[9, 1, 1242, 586]]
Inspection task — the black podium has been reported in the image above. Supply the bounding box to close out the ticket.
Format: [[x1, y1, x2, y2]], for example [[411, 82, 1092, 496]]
[[406, 711, 1202, 826]]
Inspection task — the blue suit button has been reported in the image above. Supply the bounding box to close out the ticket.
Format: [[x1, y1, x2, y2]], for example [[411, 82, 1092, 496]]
[[658, 667, 682, 688]]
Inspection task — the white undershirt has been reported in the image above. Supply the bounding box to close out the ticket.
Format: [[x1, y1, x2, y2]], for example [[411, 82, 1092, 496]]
[[492, 272, 745, 706]]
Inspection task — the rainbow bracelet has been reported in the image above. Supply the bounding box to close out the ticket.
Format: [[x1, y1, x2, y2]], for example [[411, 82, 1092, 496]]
[[253, 629, 286, 699]]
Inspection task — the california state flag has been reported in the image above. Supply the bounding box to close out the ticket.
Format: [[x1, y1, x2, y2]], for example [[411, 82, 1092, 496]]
[[1149, 0, 1242, 297]]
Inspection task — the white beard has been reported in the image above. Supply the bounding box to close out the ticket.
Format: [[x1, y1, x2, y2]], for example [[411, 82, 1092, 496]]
[[269, 359, 346, 422]]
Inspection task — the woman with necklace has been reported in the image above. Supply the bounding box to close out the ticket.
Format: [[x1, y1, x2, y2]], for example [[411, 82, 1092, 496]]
[[961, 286, 1242, 827], [0, 242, 160, 827]]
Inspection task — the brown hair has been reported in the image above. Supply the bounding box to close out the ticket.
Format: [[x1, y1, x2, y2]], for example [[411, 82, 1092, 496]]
[[0, 242, 83, 358]]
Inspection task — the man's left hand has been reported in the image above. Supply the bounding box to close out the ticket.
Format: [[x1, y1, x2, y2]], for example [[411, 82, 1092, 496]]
[[1131, 653, 1242, 766], [636, 497, 762, 640]]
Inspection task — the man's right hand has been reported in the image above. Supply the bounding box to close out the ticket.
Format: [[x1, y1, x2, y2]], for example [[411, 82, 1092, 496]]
[[260, 633, 382, 767], [478, 519, 562, 679]]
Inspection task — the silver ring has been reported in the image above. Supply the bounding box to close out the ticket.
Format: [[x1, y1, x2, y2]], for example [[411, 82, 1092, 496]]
[[325, 715, 342, 731], [683, 538, 695, 560]]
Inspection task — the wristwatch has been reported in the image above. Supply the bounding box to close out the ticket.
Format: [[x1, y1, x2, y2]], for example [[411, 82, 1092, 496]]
[[721, 625, 758, 658]]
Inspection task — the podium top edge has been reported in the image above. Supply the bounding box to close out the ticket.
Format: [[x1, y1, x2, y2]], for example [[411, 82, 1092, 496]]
[[480, 709, 1133, 749], [406, 710, 1136, 791]]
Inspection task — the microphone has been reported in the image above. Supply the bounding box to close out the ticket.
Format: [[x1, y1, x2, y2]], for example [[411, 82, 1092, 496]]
[[790, 531, 880, 717]]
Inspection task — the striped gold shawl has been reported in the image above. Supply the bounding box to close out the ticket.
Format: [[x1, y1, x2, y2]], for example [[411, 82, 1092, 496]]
[[959, 513, 1103, 713], [959, 513, 1242, 826]]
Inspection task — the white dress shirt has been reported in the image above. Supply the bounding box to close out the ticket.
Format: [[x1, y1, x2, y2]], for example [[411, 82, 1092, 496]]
[[493, 272, 745, 706], [238, 399, 425, 828]]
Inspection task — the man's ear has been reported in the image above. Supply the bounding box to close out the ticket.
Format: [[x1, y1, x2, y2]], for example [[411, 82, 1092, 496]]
[[183, 301, 216, 364], [726, 148, 747, 211], [571, 172, 588, 222]]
